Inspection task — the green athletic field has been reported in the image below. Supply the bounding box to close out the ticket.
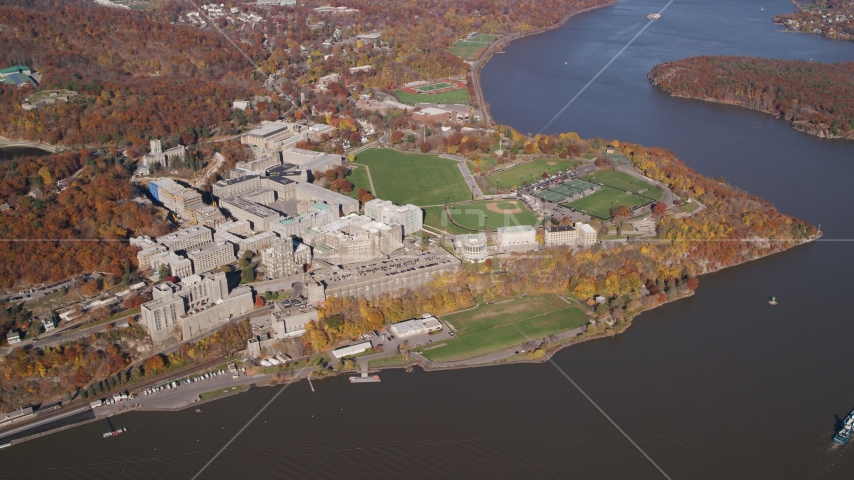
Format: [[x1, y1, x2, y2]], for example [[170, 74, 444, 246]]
[[393, 88, 470, 106], [420, 294, 588, 362], [414, 82, 453, 92], [353, 149, 471, 206], [582, 170, 662, 200], [423, 199, 539, 232], [563, 188, 650, 219], [447, 34, 501, 61], [485, 158, 578, 188]]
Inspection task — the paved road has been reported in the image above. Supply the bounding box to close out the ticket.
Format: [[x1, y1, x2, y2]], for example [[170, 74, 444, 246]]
[[1, 278, 76, 303]]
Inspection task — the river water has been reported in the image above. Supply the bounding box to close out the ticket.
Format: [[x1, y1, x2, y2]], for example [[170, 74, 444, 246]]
[[3, 1, 854, 479]]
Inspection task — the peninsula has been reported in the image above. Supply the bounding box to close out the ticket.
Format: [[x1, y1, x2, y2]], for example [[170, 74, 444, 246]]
[[648, 56, 854, 139]]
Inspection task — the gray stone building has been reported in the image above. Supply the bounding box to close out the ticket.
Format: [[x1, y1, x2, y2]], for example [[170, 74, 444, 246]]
[[139, 272, 253, 344]]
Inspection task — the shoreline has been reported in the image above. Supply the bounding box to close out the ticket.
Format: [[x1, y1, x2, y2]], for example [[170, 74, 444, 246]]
[[657, 91, 854, 140], [471, 0, 619, 126], [3, 233, 819, 447]]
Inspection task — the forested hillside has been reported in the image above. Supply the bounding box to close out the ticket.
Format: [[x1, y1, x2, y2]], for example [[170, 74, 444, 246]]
[[0, 151, 170, 287], [648, 56, 854, 139], [0, 0, 257, 149]]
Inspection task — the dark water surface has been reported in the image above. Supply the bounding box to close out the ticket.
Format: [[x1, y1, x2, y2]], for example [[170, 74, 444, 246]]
[[3, 0, 854, 478], [0, 146, 52, 160]]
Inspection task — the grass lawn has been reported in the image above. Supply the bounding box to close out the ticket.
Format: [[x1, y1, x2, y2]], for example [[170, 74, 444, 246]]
[[393, 88, 470, 106], [680, 201, 700, 213], [199, 385, 246, 401], [563, 188, 651, 219], [344, 165, 371, 199], [423, 200, 539, 232], [582, 170, 662, 201], [420, 295, 588, 362], [368, 355, 414, 368], [485, 158, 578, 188], [353, 149, 471, 206], [423, 206, 472, 234]]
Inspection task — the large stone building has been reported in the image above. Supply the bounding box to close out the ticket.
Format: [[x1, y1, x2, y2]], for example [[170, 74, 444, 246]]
[[496, 225, 538, 253], [544, 222, 597, 247], [269, 299, 317, 338], [312, 249, 461, 300], [148, 179, 203, 221], [303, 214, 403, 264], [455, 233, 489, 262], [142, 140, 186, 168], [139, 272, 253, 344], [157, 226, 213, 252], [268, 203, 336, 238], [280, 148, 342, 176], [186, 241, 236, 274], [262, 236, 312, 279], [219, 195, 282, 231], [364, 198, 423, 235], [149, 252, 194, 280]]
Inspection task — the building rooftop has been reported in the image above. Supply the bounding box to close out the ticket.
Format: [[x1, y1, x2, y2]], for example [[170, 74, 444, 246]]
[[221, 196, 281, 219], [244, 122, 290, 139], [497, 225, 536, 234], [159, 226, 212, 244], [545, 225, 576, 232]]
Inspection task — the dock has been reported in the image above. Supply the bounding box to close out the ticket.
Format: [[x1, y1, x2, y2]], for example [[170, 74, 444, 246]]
[[350, 363, 381, 383]]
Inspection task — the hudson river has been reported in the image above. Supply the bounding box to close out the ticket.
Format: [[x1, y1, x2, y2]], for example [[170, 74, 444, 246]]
[[3, 0, 854, 478]]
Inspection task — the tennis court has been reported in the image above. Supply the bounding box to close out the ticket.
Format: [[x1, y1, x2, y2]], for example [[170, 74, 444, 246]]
[[534, 190, 567, 203]]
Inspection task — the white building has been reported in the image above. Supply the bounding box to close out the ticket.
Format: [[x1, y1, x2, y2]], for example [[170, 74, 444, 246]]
[[331, 341, 372, 359], [363, 198, 423, 235], [496, 225, 538, 253], [389, 316, 443, 338], [142, 139, 187, 168], [544, 222, 597, 247], [455, 233, 489, 262]]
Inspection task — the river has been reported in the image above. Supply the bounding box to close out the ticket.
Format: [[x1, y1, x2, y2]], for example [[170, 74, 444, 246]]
[[3, 0, 854, 479]]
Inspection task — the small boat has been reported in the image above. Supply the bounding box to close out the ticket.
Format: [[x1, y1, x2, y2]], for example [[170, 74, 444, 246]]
[[196, 408, 202, 413], [769, 296, 778, 305], [834, 409, 854, 445], [647, 13, 661, 20]]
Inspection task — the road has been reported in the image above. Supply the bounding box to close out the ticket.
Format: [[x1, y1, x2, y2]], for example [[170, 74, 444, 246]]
[[195, 152, 225, 188], [0, 278, 76, 303], [440, 154, 482, 199]]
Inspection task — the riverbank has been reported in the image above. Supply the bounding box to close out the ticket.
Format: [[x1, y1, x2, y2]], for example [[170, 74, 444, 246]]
[[471, 0, 619, 126], [647, 56, 854, 140]]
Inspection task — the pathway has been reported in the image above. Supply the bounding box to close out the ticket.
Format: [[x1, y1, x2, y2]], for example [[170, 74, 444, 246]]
[[440, 154, 482, 199]]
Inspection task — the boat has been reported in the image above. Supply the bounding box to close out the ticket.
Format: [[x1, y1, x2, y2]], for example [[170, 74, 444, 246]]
[[647, 13, 661, 20], [834, 409, 854, 445], [769, 296, 778, 305]]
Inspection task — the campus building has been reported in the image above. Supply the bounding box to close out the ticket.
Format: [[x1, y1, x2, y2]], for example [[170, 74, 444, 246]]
[[363, 199, 423, 235], [262, 236, 312, 279], [241, 122, 295, 149], [187, 242, 236, 274], [311, 249, 461, 300], [219, 195, 282, 232], [280, 148, 342, 176], [496, 225, 538, 253], [389, 316, 443, 338], [303, 214, 403, 264], [149, 252, 194, 280], [455, 233, 489, 262], [157, 226, 213, 252], [142, 140, 186, 168], [269, 299, 317, 338], [268, 203, 336, 238], [544, 222, 597, 247], [148, 178, 203, 221], [140, 272, 253, 344]]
